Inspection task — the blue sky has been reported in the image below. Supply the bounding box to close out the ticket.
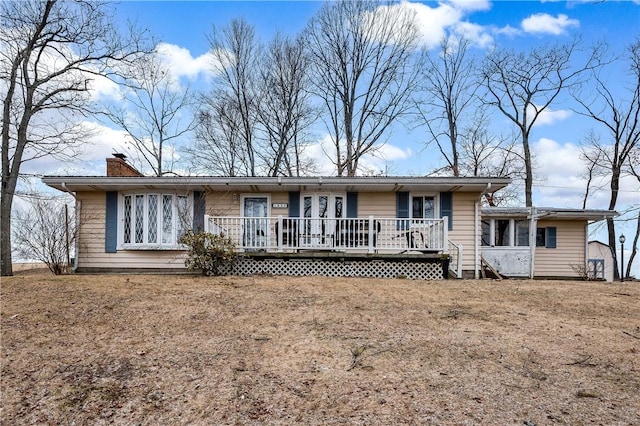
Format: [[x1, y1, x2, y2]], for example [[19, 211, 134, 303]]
[[21, 1, 640, 273]]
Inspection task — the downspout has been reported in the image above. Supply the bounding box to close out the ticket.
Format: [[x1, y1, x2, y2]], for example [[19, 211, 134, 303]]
[[475, 183, 492, 279], [60, 183, 79, 272], [529, 206, 536, 279], [474, 199, 479, 279], [584, 222, 589, 278]]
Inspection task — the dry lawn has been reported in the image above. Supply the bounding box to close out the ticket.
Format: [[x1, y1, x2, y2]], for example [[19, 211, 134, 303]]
[[1, 272, 639, 425]]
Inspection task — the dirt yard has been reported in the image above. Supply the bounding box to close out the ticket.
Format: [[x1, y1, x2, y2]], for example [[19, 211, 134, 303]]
[[1, 272, 638, 425]]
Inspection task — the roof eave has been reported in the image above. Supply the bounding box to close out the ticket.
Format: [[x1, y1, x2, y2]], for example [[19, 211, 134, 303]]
[[42, 176, 513, 193]]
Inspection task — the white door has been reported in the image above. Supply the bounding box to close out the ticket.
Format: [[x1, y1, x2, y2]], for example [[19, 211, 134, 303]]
[[300, 194, 344, 248], [243, 196, 269, 249]]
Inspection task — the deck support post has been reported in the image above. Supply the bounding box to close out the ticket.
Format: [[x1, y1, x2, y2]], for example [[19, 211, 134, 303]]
[[443, 216, 449, 253]]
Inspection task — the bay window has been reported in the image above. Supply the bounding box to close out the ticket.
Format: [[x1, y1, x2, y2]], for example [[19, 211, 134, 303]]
[[121, 193, 191, 248]]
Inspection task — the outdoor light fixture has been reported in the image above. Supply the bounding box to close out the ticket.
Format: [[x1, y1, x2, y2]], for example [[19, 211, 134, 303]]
[[619, 234, 626, 283]]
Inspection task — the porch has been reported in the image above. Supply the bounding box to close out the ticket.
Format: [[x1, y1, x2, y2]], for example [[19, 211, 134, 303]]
[[204, 215, 461, 279]]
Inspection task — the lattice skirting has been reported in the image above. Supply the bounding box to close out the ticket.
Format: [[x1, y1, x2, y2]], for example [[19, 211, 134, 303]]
[[230, 257, 444, 280]]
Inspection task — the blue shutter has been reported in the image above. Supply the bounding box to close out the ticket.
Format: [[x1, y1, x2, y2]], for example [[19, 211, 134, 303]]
[[289, 192, 300, 217], [546, 226, 557, 248], [346, 192, 358, 218], [440, 191, 453, 230], [192, 191, 205, 232], [396, 192, 409, 230], [105, 191, 118, 253]]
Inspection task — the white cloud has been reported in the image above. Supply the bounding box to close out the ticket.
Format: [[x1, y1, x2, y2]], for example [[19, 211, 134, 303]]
[[452, 21, 494, 48], [528, 105, 572, 126], [446, 0, 491, 12], [494, 25, 521, 37], [302, 135, 412, 176], [369, 1, 494, 50], [155, 43, 218, 80], [400, 2, 463, 48], [21, 121, 131, 177], [532, 138, 590, 207], [521, 13, 579, 35]]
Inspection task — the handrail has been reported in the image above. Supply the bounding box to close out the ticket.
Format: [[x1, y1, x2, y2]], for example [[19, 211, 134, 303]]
[[448, 239, 463, 278], [204, 215, 448, 254]]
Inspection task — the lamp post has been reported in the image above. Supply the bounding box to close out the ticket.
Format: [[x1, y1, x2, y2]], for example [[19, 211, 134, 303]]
[[619, 234, 626, 283]]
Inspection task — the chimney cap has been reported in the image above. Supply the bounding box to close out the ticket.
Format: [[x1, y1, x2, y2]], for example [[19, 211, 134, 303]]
[[112, 153, 127, 160]]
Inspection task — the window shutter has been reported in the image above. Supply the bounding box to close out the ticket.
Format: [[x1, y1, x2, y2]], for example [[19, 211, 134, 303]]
[[289, 192, 300, 217], [546, 226, 557, 248], [396, 192, 409, 230], [439, 191, 453, 230], [105, 191, 118, 253], [192, 191, 205, 232], [346, 192, 358, 218]]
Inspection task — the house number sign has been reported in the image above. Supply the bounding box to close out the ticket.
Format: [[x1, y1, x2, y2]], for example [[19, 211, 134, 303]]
[[272, 203, 288, 208]]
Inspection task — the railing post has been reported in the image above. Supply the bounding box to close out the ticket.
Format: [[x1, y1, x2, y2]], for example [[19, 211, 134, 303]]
[[277, 215, 283, 252], [443, 216, 449, 253], [368, 215, 374, 253], [457, 244, 463, 278]]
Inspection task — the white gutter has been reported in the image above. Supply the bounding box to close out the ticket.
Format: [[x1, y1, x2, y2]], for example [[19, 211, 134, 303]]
[[529, 206, 536, 279], [474, 199, 479, 279]]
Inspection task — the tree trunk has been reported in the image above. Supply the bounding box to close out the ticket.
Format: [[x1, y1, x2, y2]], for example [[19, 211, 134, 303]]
[[625, 210, 639, 279], [608, 166, 621, 279], [0, 187, 15, 276], [522, 130, 533, 207]]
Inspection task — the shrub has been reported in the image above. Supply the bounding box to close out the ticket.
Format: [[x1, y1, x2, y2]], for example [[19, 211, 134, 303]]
[[179, 230, 237, 276]]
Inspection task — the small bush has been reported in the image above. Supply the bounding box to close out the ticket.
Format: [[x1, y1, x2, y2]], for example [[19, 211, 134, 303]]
[[179, 230, 237, 276]]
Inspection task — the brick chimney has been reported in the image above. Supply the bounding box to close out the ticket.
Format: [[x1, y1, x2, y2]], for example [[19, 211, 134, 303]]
[[106, 153, 143, 177]]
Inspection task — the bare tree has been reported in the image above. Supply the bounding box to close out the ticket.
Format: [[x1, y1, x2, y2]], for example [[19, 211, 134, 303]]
[[457, 113, 525, 206], [575, 38, 640, 280], [187, 103, 250, 176], [257, 33, 317, 176], [205, 18, 261, 177], [1, 0, 145, 276], [579, 131, 608, 209], [481, 38, 602, 207], [417, 36, 479, 177], [13, 195, 75, 275], [305, 0, 423, 176], [102, 51, 195, 176]]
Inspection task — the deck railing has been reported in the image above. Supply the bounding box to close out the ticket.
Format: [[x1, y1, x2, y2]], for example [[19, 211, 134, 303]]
[[204, 215, 448, 254]]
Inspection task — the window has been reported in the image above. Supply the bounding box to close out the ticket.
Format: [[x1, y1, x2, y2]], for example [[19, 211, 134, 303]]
[[481, 220, 491, 246], [412, 195, 436, 219], [494, 219, 510, 246], [536, 226, 557, 248], [482, 218, 531, 247], [515, 220, 529, 247], [536, 227, 546, 247], [121, 193, 191, 248]]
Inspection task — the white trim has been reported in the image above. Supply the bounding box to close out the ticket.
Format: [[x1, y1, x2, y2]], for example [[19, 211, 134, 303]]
[[240, 194, 272, 218], [299, 192, 346, 219], [117, 191, 192, 250], [409, 193, 439, 220]]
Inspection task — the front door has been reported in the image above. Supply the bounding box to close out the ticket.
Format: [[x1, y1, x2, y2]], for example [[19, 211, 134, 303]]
[[243, 196, 269, 249], [300, 194, 344, 248]]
